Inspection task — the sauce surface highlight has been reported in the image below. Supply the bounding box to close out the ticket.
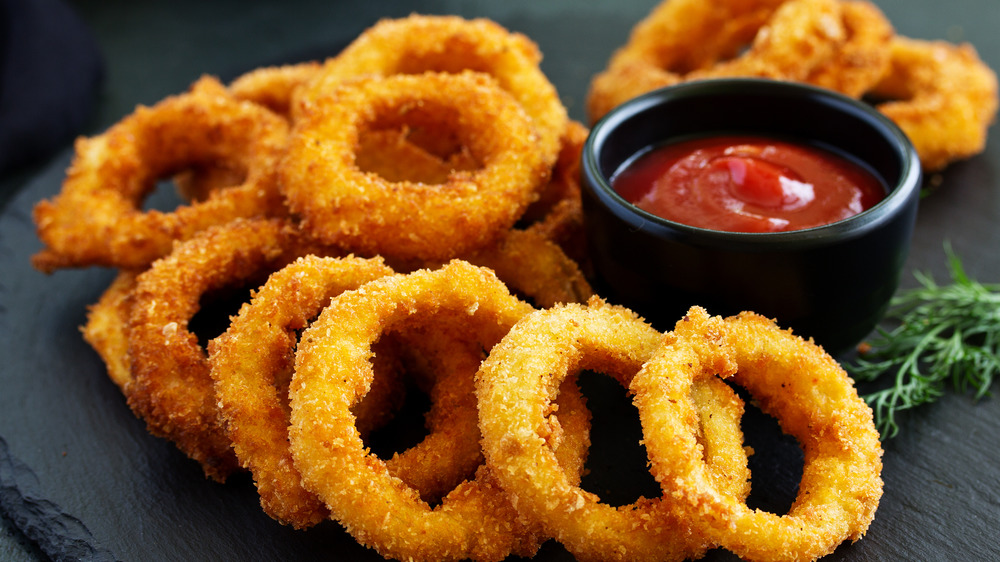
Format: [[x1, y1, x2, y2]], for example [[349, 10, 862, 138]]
[[612, 135, 886, 233]]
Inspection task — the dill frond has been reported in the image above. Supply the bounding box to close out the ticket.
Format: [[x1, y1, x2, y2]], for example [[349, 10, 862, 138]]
[[850, 245, 1000, 439]]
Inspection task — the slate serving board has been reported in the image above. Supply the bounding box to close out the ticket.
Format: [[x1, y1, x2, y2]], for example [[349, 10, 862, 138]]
[[1, 0, 998, 560]]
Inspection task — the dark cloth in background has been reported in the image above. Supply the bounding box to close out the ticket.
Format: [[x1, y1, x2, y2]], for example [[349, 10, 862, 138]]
[[0, 0, 103, 175]]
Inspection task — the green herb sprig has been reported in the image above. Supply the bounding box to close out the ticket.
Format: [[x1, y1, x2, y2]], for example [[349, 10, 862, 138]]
[[850, 246, 1000, 439]]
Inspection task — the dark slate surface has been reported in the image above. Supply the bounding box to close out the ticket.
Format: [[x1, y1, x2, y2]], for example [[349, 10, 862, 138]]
[[1, 0, 998, 560]]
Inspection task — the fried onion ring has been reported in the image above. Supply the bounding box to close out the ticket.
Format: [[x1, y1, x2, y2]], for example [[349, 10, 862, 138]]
[[869, 36, 999, 171], [289, 261, 589, 561], [207, 255, 396, 528], [31, 76, 289, 272], [296, 14, 567, 168], [279, 71, 548, 261], [475, 298, 750, 561], [126, 218, 332, 481], [630, 306, 883, 561], [586, 0, 848, 121]]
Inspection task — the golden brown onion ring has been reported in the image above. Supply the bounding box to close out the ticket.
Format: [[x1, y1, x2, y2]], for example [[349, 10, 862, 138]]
[[631, 306, 883, 562], [31, 76, 289, 272], [475, 298, 750, 561], [296, 14, 567, 168], [870, 36, 999, 171], [279, 71, 548, 261]]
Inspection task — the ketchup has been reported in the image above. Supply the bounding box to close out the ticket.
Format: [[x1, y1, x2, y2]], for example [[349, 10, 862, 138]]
[[611, 135, 886, 233]]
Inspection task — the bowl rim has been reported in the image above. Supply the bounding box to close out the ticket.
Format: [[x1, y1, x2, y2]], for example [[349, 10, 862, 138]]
[[582, 78, 923, 249]]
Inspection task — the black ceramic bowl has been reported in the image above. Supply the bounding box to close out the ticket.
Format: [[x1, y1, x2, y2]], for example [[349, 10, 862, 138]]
[[580, 79, 922, 356]]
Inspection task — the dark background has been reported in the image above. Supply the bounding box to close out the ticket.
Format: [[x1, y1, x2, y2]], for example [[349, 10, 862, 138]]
[[2, 0, 998, 560]]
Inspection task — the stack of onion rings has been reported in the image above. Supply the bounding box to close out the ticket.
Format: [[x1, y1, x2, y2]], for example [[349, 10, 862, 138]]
[[79, 250, 883, 559], [206, 254, 396, 527], [124, 218, 334, 480], [33, 14, 587, 275], [587, 0, 997, 170], [36, 11, 891, 561], [586, 0, 858, 121], [51, 11, 592, 491], [288, 260, 589, 561], [630, 306, 883, 561], [475, 298, 752, 561]]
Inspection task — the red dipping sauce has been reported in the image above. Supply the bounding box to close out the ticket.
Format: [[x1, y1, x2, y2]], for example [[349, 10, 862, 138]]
[[611, 135, 886, 233]]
